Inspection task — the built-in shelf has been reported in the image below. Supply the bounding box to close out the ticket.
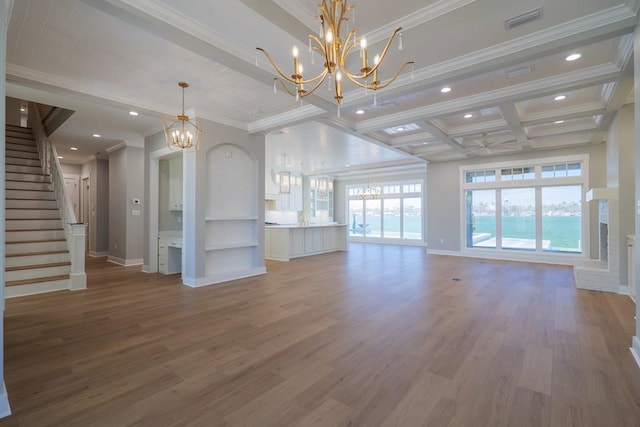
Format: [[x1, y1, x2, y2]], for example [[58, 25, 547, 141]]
[[205, 217, 258, 221], [203, 144, 261, 283], [205, 242, 259, 251]]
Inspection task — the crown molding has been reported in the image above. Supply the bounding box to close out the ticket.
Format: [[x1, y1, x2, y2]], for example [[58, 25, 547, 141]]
[[356, 64, 620, 133], [615, 33, 634, 70], [521, 101, 606, 122], [447, 119, 509, 137], [247, 104, 325, 134]]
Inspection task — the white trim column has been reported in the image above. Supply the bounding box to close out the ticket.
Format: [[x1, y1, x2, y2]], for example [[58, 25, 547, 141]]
[[69, 223, 87, 290], [631, 25, 640, 368]]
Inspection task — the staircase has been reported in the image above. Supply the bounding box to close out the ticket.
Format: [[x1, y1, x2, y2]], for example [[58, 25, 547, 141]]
[[4, 124, 72, 297]]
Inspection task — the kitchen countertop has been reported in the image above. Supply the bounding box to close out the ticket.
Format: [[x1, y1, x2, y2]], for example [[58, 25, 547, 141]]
[[265, 223, 347, 229]]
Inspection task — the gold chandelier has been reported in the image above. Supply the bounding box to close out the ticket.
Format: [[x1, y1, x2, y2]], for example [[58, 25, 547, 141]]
[[162, 81, 202, 151], [256, 0, 413, 105]]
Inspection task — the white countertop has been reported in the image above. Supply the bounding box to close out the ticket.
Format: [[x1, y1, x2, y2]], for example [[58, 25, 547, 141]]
[[159, 230, 183, 239], [265, 223, 347, 229]]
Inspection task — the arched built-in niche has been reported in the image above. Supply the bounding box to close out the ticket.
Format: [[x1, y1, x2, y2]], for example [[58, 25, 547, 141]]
[[204, 144, 259, 279]]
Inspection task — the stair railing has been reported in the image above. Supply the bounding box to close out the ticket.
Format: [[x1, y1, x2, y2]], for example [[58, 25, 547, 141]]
[[29, 102, 87, 291]]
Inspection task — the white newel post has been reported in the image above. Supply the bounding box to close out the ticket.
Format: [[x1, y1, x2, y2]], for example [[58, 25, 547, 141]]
[[69, 223, 88, 290]]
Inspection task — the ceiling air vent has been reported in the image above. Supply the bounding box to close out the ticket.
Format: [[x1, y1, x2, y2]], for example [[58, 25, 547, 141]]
[[505, 8, 542, 29]]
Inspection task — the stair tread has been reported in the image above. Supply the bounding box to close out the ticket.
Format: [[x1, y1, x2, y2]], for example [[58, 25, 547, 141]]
[[5, 250, 69, 257], [5, 261, 71, 272], [5, 274, 69, 287], [6, 228, 64, 232], [6, 208, 59, 211], [4, 219, 60, 221], [6, 239, 66, 244]]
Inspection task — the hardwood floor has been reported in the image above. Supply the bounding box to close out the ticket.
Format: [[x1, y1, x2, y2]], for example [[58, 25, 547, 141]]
[[1, 244, 639, 426]]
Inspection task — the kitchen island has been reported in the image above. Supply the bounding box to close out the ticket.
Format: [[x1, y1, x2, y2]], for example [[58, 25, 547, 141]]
[[265, 223, 347, 261]]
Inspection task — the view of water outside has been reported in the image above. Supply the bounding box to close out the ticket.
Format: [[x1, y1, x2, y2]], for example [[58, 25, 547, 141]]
[[469, 185, 582, 252], [349, 197, 422, 240]]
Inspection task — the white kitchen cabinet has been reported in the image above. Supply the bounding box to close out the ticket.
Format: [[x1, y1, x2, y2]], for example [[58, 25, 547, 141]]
[[309, 176, 333, 223], [265, 224, 347, 261], [158, 236, 181, 274], [168, 155, 183, 211]]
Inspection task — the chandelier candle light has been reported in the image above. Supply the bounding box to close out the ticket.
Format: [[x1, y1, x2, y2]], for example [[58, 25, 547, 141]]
[[256, 0, 413, 105], [162, 81, 202, 151]]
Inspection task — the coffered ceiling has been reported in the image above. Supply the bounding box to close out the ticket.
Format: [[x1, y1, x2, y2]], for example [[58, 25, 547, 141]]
[[5, 0, 639, 172]]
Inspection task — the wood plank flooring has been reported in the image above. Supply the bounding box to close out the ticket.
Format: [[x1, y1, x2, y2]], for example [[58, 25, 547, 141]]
[[1, 243, 640, 426]]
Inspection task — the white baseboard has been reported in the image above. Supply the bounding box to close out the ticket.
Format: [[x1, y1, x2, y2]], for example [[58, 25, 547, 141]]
[[107, 256, 143, 267], [631, 336, 640, 369], [141, 265, 153, 273], [182, 267, 267, 288], [0, 382, 11, 419], [89, 251, 109, 258], [69, 272, 87, 291], [427, 248, 577, 266]]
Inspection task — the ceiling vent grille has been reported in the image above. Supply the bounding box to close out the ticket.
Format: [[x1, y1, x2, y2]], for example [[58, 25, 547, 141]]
[[505, 8, 542, 29]]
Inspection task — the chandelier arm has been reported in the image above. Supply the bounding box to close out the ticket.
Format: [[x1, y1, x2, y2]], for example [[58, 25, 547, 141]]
[[373, 61, 415, 90], [309, 34, 332, 69], [257, 47, 327, 86], [299, 69, 330, 98], [341, 69, 370, 89], [256, 48, 298, 84], [366, 27, 404, 77], [274, 78, 297, 97]]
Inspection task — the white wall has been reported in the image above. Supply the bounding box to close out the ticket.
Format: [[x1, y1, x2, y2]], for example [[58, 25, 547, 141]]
[[607, 103, 635, 289], [108, 146, 144, 265], [60, 163, 82, 176]]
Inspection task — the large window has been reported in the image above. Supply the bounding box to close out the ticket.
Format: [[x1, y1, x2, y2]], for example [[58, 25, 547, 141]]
[[348, 180, 423, 243], [462, 156, 586, 255]]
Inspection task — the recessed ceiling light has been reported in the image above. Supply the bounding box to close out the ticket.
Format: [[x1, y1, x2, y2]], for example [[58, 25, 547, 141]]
[[396, 126, 405, 132], [565, 53, 581, 62], [554, 95, 566, 101], [464, 113, 473, 119], [422, 142, 429, 145], [57, 156, 64, 159], [441, 86, 452, 93], [555, 120, 565, 124], [345, 164, 350, 168], [70, 147, 78, 151], [92, 134, 101, 138], [356, 109, 365, 115], [129, 111, 139, 116]]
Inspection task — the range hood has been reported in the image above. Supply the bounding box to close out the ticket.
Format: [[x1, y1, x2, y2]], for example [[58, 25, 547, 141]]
[[586, 187, 618, 202]]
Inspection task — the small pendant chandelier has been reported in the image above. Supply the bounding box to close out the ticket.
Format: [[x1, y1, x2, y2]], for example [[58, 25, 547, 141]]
[[162, 81, 202, 151], [359, 170, 379, 200]]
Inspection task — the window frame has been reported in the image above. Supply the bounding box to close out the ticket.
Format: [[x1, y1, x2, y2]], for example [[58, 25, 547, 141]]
[[460, 154, 589, 260], [346, 178, 424, 245]]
